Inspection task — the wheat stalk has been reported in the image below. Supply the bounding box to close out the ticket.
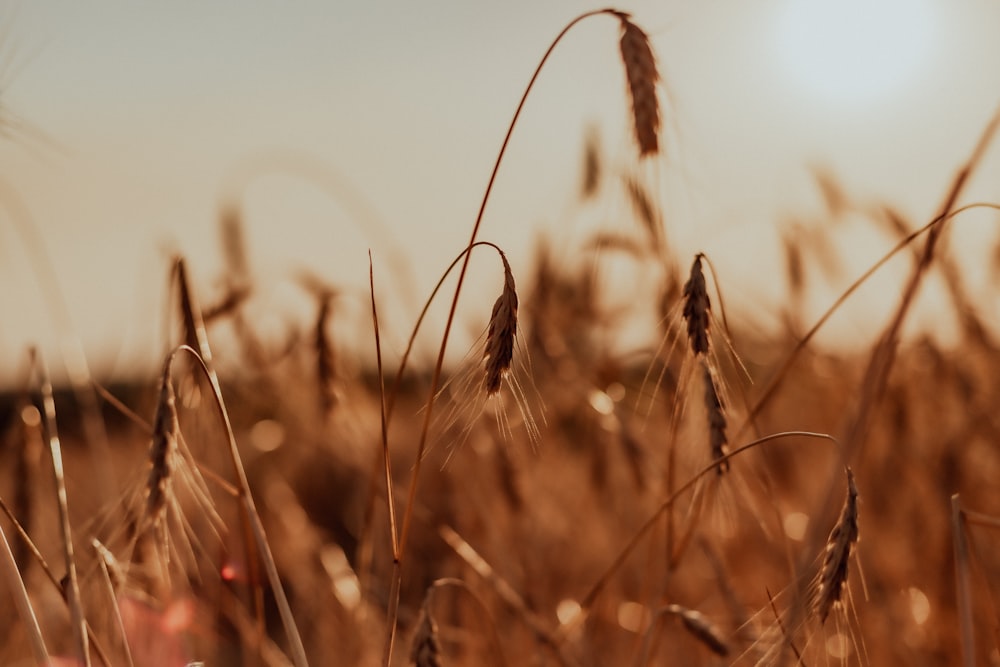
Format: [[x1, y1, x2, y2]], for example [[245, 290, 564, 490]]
[[0, 521, 48, 666], [389, 10, 663, 662], [31, 348, 91, 666]]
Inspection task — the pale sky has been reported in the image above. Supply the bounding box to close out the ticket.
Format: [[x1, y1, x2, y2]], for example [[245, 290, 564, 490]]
[[1, 0, 999, 383]]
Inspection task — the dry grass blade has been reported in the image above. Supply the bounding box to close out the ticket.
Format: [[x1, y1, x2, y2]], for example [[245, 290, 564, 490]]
[[438, 525, 579, 667], [31, 348, 91, 666], [571, 431, 839, 636], [174, 256, 207, 360], [664, 604, 730, 657], [702, 360, 729, 475], [813, 467, 859, 624], [0, 521, 48, 666], [483, 253, 518, 396], [616, 13, 660, 156], [171, 345, 308, 667], [841, 104, 1000, 464], [92, 541, 135, 667], [682, 254, 710, 356]]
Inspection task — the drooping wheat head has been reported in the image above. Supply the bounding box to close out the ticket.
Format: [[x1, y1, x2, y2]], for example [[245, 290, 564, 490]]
[[483, 253, 518, 396], [616, 13, 660, 157]]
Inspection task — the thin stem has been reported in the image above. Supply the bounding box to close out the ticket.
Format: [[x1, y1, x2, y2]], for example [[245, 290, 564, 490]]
[[0, 521, 48, 666], [843, 105, 1000, 462], [370, 252, 398, 561], [172, 257, 266, 649], [568, 431, 839, 638], [170, 345, 309, 667], [385, 10, 623, 663], [31, 348, 91, 667], [737, 202, 1000, 440], [375, 240, 508, 664]]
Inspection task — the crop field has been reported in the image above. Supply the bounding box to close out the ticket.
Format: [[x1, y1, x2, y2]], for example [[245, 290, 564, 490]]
[[2, 7, 1000, 667]]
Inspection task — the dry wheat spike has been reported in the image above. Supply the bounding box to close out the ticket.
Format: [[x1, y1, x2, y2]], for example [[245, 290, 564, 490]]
[[483, 253, 518, 395], [617, 13, 660, 157], [813, 467, 860, 624], [682, 254, 711, 356]]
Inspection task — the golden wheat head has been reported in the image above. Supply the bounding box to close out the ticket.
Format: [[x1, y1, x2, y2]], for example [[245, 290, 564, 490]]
[[682, 254, 711, 356], [617, 14, 660, 157], [145, 359, 178, 528], [483, 254, 518, 395], [813, 467, 860, 624]]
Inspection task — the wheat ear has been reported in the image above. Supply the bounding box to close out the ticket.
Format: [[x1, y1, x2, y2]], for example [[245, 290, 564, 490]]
[[484, 253, 518, 395], [389, 10, 660, 662], [145, 356, 178, 532], [409, 596, 443, 667], [615, 13, 660, 156], [665, 604, 730, 657], [315, 291, 339, 415], [813, 467, 860, 624], [682, 254, 710, 356]]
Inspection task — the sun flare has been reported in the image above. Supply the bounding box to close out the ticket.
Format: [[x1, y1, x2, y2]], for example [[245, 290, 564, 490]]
[[774, 0, 935, 108]]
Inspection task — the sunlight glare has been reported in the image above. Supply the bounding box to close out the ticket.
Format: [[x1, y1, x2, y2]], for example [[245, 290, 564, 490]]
[[775, 0, 934, 108]]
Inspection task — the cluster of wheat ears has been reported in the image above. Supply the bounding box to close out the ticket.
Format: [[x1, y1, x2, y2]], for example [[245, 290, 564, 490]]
[[4, 8, 1000, 666]]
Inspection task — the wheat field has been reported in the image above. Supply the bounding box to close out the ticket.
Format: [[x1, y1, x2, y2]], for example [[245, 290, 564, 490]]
[[3, 8, 1000, 667]]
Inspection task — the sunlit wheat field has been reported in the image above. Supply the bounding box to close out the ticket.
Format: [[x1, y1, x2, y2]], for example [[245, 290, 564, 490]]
[[2, 4, 1000, 666]]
